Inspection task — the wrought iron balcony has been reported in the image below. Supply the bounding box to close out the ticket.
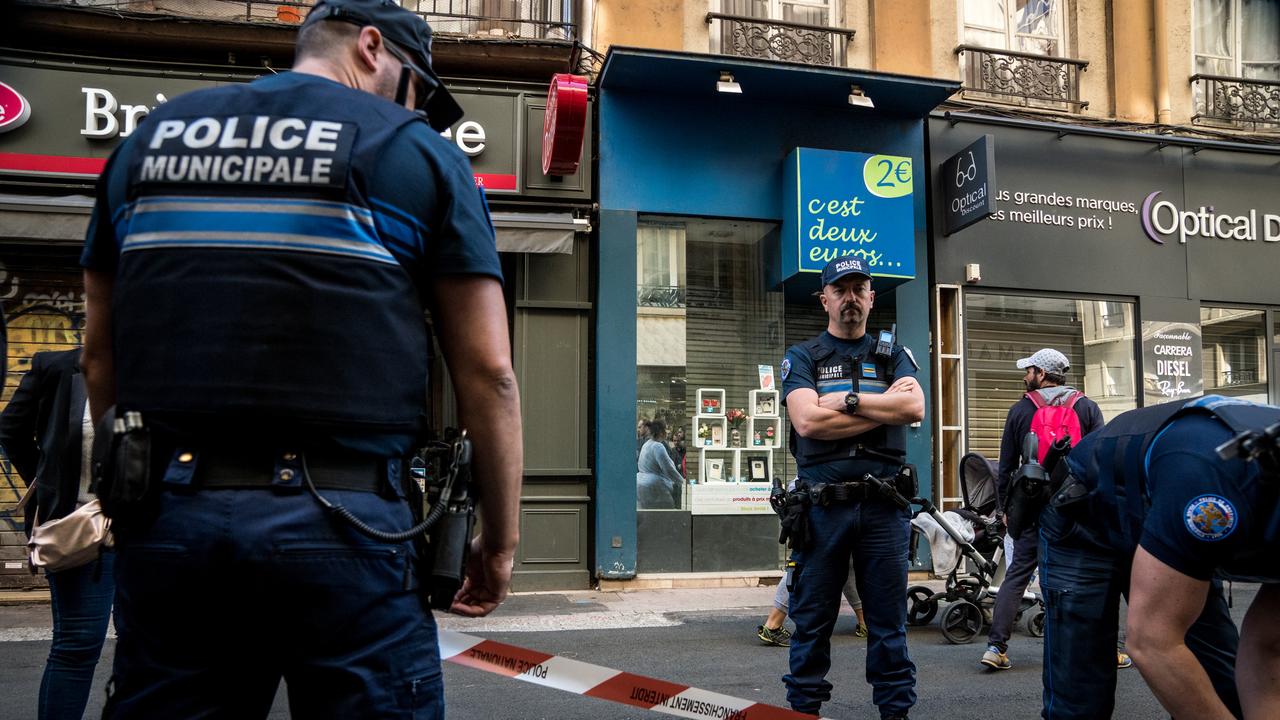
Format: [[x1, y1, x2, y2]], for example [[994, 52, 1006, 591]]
[[955, 44, 1088, 111], [40, 0, 573, 39], [1192, 74, 1280, 130], [706, 12, 854, 67], [637, 285, 687, 309]]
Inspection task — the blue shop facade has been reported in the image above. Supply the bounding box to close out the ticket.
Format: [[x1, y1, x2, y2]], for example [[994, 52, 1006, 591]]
[[594, 48, 958, 578]]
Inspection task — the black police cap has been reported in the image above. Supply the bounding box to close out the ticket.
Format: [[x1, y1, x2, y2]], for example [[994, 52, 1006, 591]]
[[303, 0, 464, 131]]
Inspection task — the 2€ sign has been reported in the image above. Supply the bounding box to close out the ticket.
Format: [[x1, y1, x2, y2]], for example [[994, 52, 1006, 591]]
[[0, 81, 32, 134]]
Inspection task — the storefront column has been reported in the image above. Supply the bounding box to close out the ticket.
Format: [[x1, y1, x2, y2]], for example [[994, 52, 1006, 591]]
[[594, 209, 639, 579]]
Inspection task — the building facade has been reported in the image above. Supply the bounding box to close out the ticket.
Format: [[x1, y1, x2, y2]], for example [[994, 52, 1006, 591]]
[[0, 0, 594, 590], [591, 0, 1280, 580]]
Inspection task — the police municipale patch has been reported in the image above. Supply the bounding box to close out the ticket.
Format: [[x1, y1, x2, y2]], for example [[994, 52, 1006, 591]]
[[1183, 495, 1237, 541], [780, 358, 791, 381]]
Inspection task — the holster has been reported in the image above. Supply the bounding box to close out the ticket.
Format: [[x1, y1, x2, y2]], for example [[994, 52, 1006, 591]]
[[775, 491, 812, 550], [91, 407, 157, 529], [410, 436, 475, 611], [1004, 460, 1051, 540]]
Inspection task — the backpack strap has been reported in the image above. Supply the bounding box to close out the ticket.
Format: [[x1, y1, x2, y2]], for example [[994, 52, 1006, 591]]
[[1064, 391, 1083, 410], [1025, 391, 1046, 409]]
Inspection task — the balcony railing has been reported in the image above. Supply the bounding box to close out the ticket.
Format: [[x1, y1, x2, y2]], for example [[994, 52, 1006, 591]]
[[637, 285, 686, 309], [1192, 74, 1280, 129], [955, 44, 1088, 111], [706, 12, 854, 67], [42, 0, 574, 39]]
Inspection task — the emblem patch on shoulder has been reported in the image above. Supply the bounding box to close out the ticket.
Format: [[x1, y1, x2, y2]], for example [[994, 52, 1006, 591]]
[[780, 358, 791, 381], [1183, 495, 1237, 541]]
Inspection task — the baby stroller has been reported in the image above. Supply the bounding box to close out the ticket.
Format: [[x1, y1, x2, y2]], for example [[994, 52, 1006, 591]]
[[904, 452, 1045, 644]]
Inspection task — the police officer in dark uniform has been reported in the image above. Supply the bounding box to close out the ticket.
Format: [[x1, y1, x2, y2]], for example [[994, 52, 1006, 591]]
[[1041, 396, 1280, 719], [79, 2, 523, 716], [780, 256, 924, 719]]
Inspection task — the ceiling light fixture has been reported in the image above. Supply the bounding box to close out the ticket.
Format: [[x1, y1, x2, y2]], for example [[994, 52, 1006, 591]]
[[848, 84, 874, 108], [716, 71, 742, 94]]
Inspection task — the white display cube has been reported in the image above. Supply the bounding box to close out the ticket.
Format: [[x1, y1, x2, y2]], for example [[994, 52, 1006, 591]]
[[749, 389, 780, 417], [747, 416, 782, 449], [696, 388, 726, 416], [694, 415, 728, 449]]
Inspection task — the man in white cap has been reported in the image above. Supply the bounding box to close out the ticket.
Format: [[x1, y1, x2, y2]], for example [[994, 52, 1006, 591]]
[[981, 348, 1104, 671]]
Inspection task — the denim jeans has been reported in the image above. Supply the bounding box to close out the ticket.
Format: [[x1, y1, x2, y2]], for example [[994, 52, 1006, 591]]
[[40, 550, 116, 720], [105, 487, 442, 719], [784, 498, 915, 718], [1039, 504, 1241, 719]]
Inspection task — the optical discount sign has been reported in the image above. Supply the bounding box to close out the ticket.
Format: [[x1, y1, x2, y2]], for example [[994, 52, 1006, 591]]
[[781, 148, 916, 283]]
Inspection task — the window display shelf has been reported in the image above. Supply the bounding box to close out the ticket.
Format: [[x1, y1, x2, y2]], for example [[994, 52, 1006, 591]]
[[746, 416, 781, 449], [749, 389, 779, 417], [697, 388, 726, 416], [693, 414, 728, 449], [698, 447, 774, 483]]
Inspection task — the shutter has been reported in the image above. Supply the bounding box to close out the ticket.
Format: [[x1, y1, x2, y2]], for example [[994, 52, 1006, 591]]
[[964, 304, 1087, 460], [0, 243, 82, 588]]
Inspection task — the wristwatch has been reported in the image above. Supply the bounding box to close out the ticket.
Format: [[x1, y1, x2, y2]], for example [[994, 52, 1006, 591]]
[[844, 392, 860, 415]]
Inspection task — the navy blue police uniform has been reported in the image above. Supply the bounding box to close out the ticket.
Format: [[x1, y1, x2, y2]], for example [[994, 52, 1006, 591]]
[[780, 278, 919, 718], [1040, 396, 1280, 719], [80, 4, 497, 716]]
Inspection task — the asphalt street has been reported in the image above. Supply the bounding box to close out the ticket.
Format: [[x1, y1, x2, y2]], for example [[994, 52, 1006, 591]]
[[0, 583, 1261, 719]]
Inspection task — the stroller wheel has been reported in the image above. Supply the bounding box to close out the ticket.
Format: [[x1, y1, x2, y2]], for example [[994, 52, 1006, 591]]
[[1025, 608, 1046, 638], [906, 585, 937, 626], [941, 600, 983, 645]]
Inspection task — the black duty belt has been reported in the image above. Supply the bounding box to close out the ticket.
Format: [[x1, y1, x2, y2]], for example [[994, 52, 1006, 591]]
[[812, 481, 874, 505], [183, 449, 393, 493]]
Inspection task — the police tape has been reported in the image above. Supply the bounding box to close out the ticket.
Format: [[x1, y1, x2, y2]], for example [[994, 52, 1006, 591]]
[[439, 629, 832, 720]]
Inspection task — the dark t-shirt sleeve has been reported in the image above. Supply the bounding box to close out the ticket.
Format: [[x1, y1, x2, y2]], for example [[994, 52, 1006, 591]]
[[1139, 422, 1253, 581], [781, 345, 815, 403], [81, 138, 136, 272], [367, 124, 502, 285], [891, 345, 918, 380]]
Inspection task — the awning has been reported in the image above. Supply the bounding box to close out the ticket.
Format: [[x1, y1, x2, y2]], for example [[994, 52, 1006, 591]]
[[0, 193, 93, 244], [0, 196, 591, 254], [491, 212, 591, 254]]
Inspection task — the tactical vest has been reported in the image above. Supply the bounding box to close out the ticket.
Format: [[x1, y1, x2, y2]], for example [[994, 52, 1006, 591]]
[[790, 333, 906, 468], [1069, 395, 1280, 579], [111, 75, 431, 446]]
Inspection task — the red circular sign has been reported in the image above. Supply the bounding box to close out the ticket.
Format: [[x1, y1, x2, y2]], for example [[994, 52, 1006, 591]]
[[0, 81, 32, 134], [541, 73, 588, 176]]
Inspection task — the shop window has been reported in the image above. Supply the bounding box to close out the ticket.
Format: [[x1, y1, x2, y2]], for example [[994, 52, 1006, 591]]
[[637, 224, 686, 308], [635, 218, 789, 511], [1201, 307, 1268, 401], [964, 293, 1137, 460]]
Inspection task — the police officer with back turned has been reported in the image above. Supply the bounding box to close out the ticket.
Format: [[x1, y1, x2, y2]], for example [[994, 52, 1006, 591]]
[[779, 256, 924, 719], [79, 1, 523, 716], [1041, 396, 1280, 719]]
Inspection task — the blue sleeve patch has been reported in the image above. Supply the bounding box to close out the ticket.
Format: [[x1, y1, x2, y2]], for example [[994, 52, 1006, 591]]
[[780, 357, 791, 381], [1184, 495, 1237, 541]]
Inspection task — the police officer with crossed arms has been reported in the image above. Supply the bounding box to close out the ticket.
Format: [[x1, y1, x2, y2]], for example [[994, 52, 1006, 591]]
[[779, 256, 924, 719], [80, 1, 522, 716], [1040, 396, 1280, 719]]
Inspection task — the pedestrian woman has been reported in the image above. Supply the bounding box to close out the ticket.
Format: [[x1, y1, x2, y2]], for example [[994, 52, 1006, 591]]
[[637, 420, 685, 509]]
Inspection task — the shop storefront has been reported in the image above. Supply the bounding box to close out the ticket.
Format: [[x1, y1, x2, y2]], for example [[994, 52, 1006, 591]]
[[595, 48, 957, 579], [929, 114, 1280, 507], [0, 52, 594, 590]]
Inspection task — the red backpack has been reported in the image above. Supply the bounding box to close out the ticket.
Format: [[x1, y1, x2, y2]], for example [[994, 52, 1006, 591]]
[[1026, 390, 1084, 463]]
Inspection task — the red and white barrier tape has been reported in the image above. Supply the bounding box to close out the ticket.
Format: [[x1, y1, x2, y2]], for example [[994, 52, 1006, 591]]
[[440, 629, 831, 720]]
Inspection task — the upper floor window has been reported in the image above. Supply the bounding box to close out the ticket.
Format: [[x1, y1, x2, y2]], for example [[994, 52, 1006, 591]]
[[1194, 0, 1280, 80], [710, 0, 850, 66], [963, 0, 1066, 56]]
